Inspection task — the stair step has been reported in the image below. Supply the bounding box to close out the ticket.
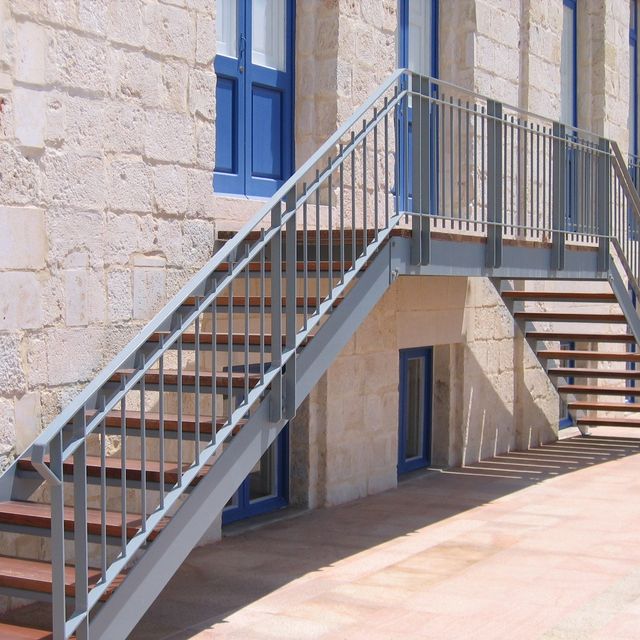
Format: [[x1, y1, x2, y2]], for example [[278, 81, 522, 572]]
[[558, 384, 640, 396], [527, 332, 635, 343], [503, 291, 617, 302], [217, 228, 411, 244], [148, 332, 312, 349], [213, 261, 351, 274], [183, 295, 343, 309], [577, 417, 640, 428], [548, 367, 640, 380], [539, 350, 640, 362], [18, 456, 211, 487], [0, 555, 122, 600], [101, 410, 241, 437], [0, 501, 167, 541], [0, 622, 53, 640], [568, 401, 640, 412], [515, 312, 627, 323], [111, 370, 261, 389]]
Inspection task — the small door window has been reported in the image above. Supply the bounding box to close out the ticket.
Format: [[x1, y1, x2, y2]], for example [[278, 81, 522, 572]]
[[398, 347, 433, 474]]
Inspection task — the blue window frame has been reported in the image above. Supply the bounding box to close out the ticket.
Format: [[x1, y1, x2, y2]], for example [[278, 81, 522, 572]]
[[398, 347, 433, 474], [562, 0, 578, 232], [223, 425, 289, 524], [398, 0, 439, 213], [559, 340, 575, 428], [214, 0, 295, 198], [631, 1, 639, 184]]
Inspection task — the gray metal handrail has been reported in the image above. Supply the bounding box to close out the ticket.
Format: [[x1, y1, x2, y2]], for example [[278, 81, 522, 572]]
[[33, 70, 407, 640]]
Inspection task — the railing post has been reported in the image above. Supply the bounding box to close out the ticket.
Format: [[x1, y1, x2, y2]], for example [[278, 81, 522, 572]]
[[410, 74, 432, 265], [486, 99, 503, 268], [597, 137, 611, 272], [270, 201, 283, 422], [552, 122, 566, 271], [284, 186, 297, 420], [50, 433, 66, 640], [73, 410, 89, 640]]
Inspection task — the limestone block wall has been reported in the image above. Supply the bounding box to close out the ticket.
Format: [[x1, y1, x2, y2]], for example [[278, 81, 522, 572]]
[[296, 275, 558, 509], [0, 0, 227, 470]]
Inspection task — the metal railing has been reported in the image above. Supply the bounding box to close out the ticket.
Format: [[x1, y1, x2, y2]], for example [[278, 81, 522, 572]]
[[8, 69, 640, 639], [26, 69, 406, 640]]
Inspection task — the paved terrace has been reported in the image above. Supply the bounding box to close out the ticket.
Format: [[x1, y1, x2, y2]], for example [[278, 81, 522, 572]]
[[123, 428, 640, 640]]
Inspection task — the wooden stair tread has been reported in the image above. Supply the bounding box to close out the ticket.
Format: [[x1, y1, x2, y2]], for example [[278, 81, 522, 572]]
[[527, 332, 635, 343], [111, 370, 261, 388], [503, 291, 616, 302], [0, 555, 122, 599], [0, 501, 168, 541], [577, 417, 640, 427], [558, 384, 640, 396], [149, 332, 312, 347], [217, 228, 412, 243], [103, 410, 241, 434], [18, 456, 212, 486], [0, 622, 53, 640], [213, 261, 352, 273], [548, 367, 640, 379], [539, 350, 640, 362], [183, 295, 343, 308], [568, 401, 640, 412], [515, 312, 627, 323]]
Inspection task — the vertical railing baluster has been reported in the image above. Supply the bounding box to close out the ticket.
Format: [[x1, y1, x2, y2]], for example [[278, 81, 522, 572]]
[[50, 432, 66, 640], [285, 186, 297, 419], [270, 202, 283, 422], [140, 355, 147, 531], [351, 133, 356, 260], [260, 232, 266, 379], [339, 146, 345, 281], [210, 300, 217, 443], [73, 411, 89, 640], [159, 353, 165, 507], [227, 273, 233, 423], [100, 416, 107, 579], [328, 160, 333, 290], [244, 247, 250, 402], [194, 314, 201, 464], [373, 109, 379, 240], [486, 100, 503, 268], [362, 120, 368, 250], [120, 394, 127, 555], [302, 193, 308, 326], [552, 122, 567, 270], [384, 96, 390, 228], [177, 319, 183, 487]]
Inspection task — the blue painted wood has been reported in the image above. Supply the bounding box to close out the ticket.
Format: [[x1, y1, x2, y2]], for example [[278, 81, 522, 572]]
[[398, 0, 439, 211], [222, 424, 289, 524], [214, 1, 295, 198], [559, 339, 575, 428], [398, 347, 433, 474]]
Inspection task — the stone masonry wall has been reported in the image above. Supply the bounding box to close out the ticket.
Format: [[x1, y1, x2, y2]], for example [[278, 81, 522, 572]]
[[0, 0, 224, 470], [302, 275, 558, 508]]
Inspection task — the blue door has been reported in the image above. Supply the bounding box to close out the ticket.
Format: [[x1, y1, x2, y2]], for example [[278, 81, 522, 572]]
[[223, 425, 289, 524], [398, 0, 439, 213], [398, 347, 433, 474], [214, 0, 295, 197]]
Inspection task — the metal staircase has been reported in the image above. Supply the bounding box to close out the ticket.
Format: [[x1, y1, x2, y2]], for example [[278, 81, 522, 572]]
[[1, 69, 640, 639]]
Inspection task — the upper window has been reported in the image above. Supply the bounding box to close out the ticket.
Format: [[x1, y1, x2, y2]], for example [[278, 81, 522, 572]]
[[560, 0, 577, 127], [400, 0, 438, 77]]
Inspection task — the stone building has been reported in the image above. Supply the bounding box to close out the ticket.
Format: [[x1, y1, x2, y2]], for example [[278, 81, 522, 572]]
[[0, 0, 638, 637]]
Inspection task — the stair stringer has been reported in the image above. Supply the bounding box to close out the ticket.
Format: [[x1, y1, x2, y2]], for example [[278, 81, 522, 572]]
[[608, 258, 640, 344], [89, 240, 395, 640]]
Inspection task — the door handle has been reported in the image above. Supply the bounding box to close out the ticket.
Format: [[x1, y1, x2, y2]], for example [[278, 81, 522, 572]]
[[239, 33, 246, 73]]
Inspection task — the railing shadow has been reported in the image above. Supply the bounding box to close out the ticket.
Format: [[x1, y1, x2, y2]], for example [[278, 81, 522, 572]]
[[125, 433, 640, 639]]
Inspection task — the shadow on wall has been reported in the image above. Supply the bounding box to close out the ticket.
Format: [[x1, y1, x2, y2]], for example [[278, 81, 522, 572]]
[[457, 343, 556, 467]]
